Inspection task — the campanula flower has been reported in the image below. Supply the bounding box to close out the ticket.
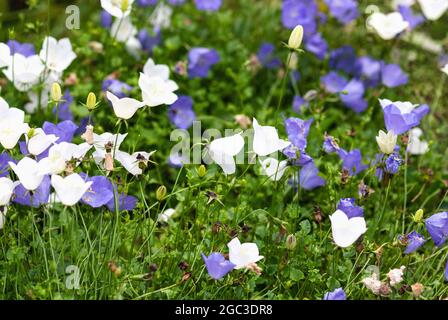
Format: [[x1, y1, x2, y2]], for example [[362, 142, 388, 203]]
[[259, 158, 288, 181], [188, 48, 220, 79], [329, 46, 359, 75], [398, 5, 425, 29], [116, 150, 156, 175], [337, 198, 364, 218], [299, 162, 325, 190], [137, 29, 161, 54], [40, 37, 76, 73], [399, 231, 426, 254], [2, 54, 44, 91], [256, 43, 281, 69], [425, 212, 448, 247], [51, 173, 93, 206], [340, 79, 367, 113], [9, 157, 48, 191], [323, 133, 340, 154], [320, 72, 348, 93], [227, 237, 264, 269], [407, 128, 429, 155], [379, 99, 429, 134], [368, 12, 409, 40], [13, 175, 51, 207], [376, 130, 397, 154], [337, 149, 368, 176], [281, 0, 317, 34], [305, 33, 328, 60], [79, 173, 114, 208], [381, 63, 409, 88], [356, 56, 382, 87], [0, 178, 19, 206], [7, 40, 35, 57], [253, 118, 290, 157], [323, 287, 347, 300], [330, 209, 367, 248], [325, 0, 359, 25], [101, 0, 134, 18], [43, 120, 78, 144], [208, 134, 244, 175], [194, 0, 222, 11], [102, 79, 132, 99], [106, 192, 138, 211], [284, 117, 313, 151], [201, 253, 236, 280], [26, 128, 59, 157], [292, 95, 309, 113], [100, 10, 113, 29], [385, 152, 403, 174], [417, 0, 448, 20], [168, 96, 196, 129]]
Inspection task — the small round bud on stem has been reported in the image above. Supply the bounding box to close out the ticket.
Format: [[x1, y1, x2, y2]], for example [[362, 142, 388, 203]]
[[86, 92, 97, 111], [198, 165, 207, 178], [288, 25, 304, 50], [413, 209, 424, 223], [285, 234, 297, 250], [51, 82, 62, 102], [156, 185, 167, 201]]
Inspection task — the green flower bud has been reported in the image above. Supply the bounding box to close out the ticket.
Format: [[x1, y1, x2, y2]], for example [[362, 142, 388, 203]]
[[86, 92, 97, 111], [156, 185, 167, 201], [414, 209, 424, 223], [121, 0, 129, 12], [51, 82, 62, 102], [198, 165, 207, 178], [288, 25, 304, 50], [286, 234, 297, 250]]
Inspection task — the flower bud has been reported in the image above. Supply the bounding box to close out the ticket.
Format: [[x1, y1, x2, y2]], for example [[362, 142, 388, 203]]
[[285, 234, 297, 250], [288, 25, 304, 50], [376, 129, 397, 154], [81, 124, 94, 145], [121, 0, 129, 12], [86, 92, 97, 111], [413, 209, 424, 223], [51, 82, 62, 102], [198, 165, 207, 178], [104, 153, 114, 172], [156, 185, 167, 201], [288, 52, 298, 70]]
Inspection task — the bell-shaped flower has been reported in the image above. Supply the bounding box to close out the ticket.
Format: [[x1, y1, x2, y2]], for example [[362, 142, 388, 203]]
[[376, 130, 397, 154], [201, 252, 236, 280], [158, 208, 176, 223], [79, 173, 114, 208], [138, 72, 178, 107], [39, 142, 91, 175], [329, 209, 367, 248], [92, 132, 128, 164], [323, 288, 347, 300], [0, 42, 11, 68], [379, 98, 429, 135], [399, 231, 426, 254], [425, 211, 448, 247], [111, 17, 137, 43], [2, 54, 44, 91], [407, 128, 429, 155], [26, 128, 59, 156], [40, 37, 76, 73], [252, 118, 290, 157], [417, 0, 448, 20], [208, 134, 244, 175], [299, 162, 326, 190], [115, 150, 156, 175], [227, 237, 264, 269], [8, 157, 47, 191], [0, 177, 20, 206], [51, 173, 93, 206], [0, 106, 29, 150], [259, 157, 288, 181], [368, 12, 409, 40], [101, 0, 134, 18], [106, 91, 145, 120], [337, 198, 364, 218], [14, 175, 51, 207]]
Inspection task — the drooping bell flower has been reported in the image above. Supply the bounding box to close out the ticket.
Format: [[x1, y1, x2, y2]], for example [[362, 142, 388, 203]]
[[201, 253, 235, 280], [425, 212, 448, 247]]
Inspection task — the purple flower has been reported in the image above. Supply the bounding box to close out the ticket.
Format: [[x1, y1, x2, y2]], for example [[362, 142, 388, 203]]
[[425, 212, 448, 247], [299, 162, 325, 190], [194, 0, 222, 11], [102, 78, 132, 99], [329, 46, 360, 75], [399, 231, 426, 254], [285, 117, 313, 150], [356, 56, 382, 88], [54, 89, 74, 121], [201, 252, 235, 280], [398, 5, 424, 29], [7, 40, 35, 57], [381, 63, 409, 88], [168, 0, 186, 5], [136, 0, 157, 6], [43, 120, 78, 143], [168, 152, 189, 168], [305, 33, 328, 60], [325, 0, 359, 25], [323, 134, 340, 154], [340, 79, 367, 113], [138, 29, 161, 54], [74, 116, 92, 137], [445, 258, 448, 281], [106, 192, 138, 212], [337, 198, 364, 218], [188, 48, 220, 79], [385, 153, 402, 174], [168, 95, 196, 129], [281, 0, 317, 36], [13, 175, 50, 207], [79, 173, 114, 208], [283, 145, 313, 165], [323, 287, 346, 300], [337, 149, 368, 176], [380, 100, 430, 135], [100, 10, 113, 29], [321, 71, 348, 93], [292, 95, 309, 113], [0, 152, 14, 177], [257, 43, 281, 69]]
